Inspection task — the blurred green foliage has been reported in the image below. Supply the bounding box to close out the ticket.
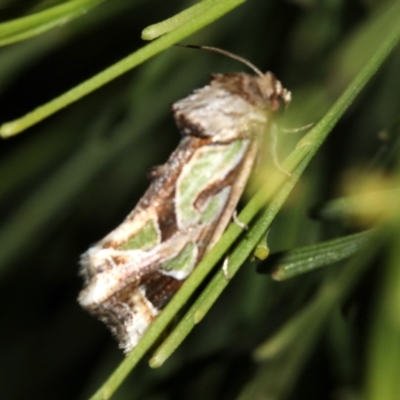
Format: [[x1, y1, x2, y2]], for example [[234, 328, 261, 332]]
[[0, 1, 400, 399]]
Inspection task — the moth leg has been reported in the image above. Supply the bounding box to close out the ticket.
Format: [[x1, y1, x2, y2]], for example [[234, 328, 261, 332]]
[[280, 122, 314, 134], [270, 123, 291, 177], [222, 257, 231, 280], [271, 122, 313, 175], [232, 210, 248, 230]]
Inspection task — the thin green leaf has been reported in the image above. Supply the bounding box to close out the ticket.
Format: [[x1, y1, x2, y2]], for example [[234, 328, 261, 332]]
[[142, 0, 220, 40], [242, 228, 388, 400], [148, 0, 400, 366], [265, 230, 372, 281], [0, 0, 104, 47], [0, 0, 245, 138]]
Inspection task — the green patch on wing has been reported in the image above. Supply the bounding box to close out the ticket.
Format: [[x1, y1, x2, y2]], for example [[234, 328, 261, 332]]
[[199, 187, 230, 225], [178, 140, 246, 227], [160, 242, 197, 279], [118, 219, 160, 251]]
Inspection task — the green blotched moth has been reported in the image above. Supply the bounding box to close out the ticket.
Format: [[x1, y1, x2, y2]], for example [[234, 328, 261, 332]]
[[78, 47, 291, 353]]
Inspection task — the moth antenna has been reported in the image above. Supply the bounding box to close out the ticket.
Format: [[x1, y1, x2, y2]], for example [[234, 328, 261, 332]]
[[176, 44, 264, 79]]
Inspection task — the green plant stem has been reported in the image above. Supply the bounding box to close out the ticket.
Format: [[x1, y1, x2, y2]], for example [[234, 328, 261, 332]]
[[147, 14, 400, 366], [0, 0, 104, 47], [0, 0, 244, 138], [87, 2, 400, 397], [243, 228, 388, 400], [142, 0, 220, 40], [149, 156, 309, 367]]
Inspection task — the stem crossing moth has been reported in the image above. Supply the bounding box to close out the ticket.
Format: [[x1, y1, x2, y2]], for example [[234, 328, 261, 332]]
[[78, 47, 291, 353]]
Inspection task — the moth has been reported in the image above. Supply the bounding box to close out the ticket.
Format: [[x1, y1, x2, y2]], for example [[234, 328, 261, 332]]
[[78, 46, 291, 353]]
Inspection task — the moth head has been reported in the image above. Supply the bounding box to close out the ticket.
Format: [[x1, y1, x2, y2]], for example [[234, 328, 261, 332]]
[[257, 72, 292, 112], [177, 45, 291, 111]]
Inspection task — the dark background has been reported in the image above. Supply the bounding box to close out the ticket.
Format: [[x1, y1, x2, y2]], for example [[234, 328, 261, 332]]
[[0, 0, 399, 399]]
